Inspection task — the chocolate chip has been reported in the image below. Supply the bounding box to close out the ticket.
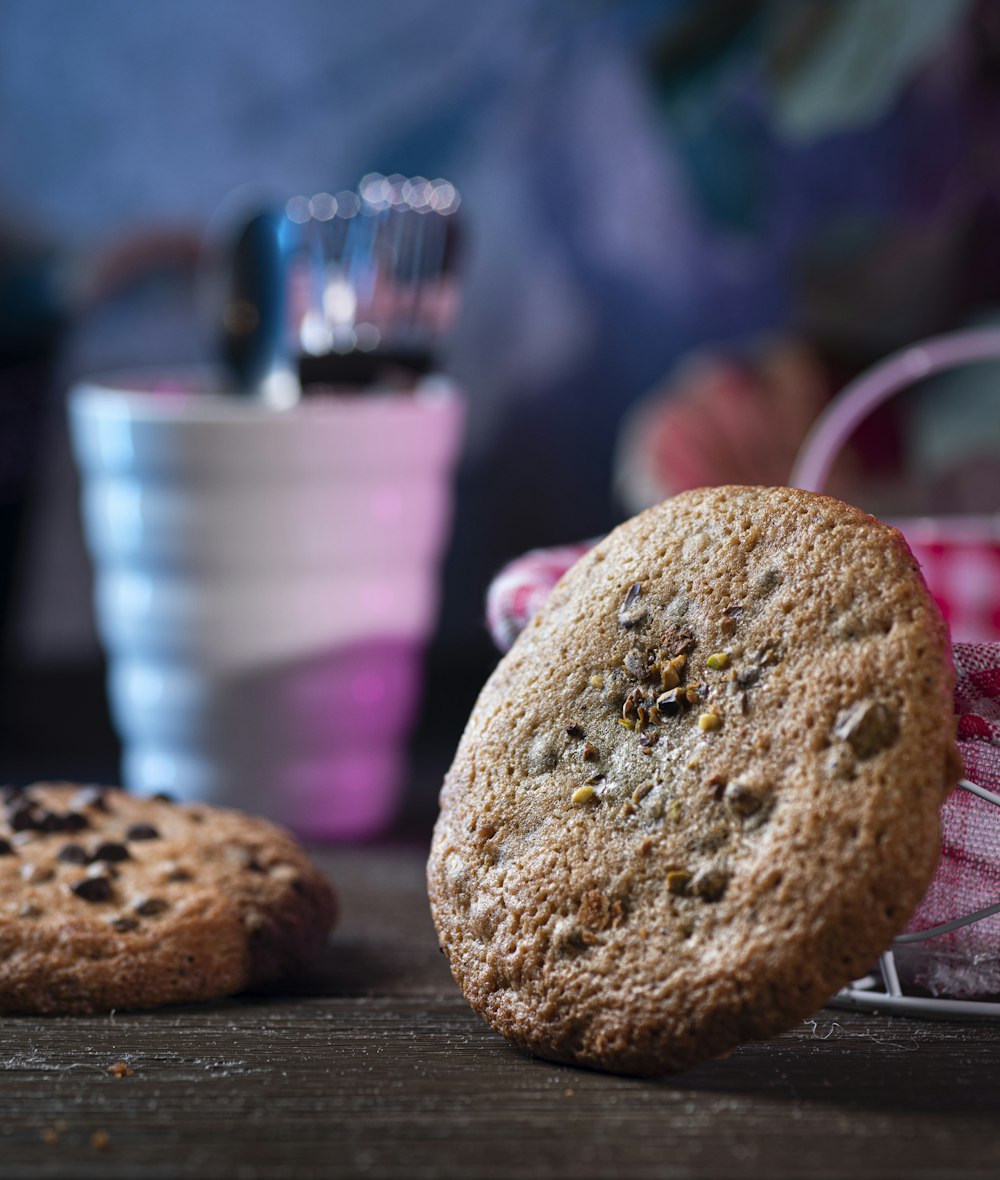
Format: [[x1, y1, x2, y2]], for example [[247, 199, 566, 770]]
[[7, 803, 42, 831], [565, 723, 584, 739], [59, 812, 89, 833], [0, 838, 13, 856], [164, 865, 193, 883], [109, 916, 141, 933], [133, 897, 169, 917], [93, 842, 130, 863], [39, 810, 68, 833], [58, 843, 90, 865], [71, 787, 109, 812], [5, 804, 78, 833], [126, 823, 160, 841], [72, 876, 113, 903]]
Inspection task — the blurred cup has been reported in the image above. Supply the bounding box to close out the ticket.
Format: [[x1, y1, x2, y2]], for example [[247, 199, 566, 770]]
[[68, 368, 464, 840]]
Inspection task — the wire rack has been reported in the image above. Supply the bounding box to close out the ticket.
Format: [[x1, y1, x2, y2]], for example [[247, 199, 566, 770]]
[[832, 778, 1000, 1019]]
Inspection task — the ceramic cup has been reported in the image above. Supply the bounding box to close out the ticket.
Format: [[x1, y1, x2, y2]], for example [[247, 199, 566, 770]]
[[68, 369, 464, 840]]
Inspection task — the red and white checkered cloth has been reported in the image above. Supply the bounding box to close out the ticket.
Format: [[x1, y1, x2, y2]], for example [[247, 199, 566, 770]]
[[905, 529, 1000, 644], [486, 541, 1000, 998]]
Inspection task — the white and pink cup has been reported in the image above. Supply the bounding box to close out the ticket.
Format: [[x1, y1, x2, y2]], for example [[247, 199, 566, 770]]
[[68, 370, 464, 840]]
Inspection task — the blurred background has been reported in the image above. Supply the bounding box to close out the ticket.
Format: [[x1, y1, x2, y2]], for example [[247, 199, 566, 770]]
[[2, 0, 999, 829]]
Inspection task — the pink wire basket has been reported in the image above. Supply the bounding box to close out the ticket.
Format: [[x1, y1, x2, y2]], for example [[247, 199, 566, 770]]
[[791, 327, 1000, 644]]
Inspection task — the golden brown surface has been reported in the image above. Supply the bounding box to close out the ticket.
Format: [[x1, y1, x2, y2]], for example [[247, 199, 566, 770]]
[[0, 784, 337, 1014], [428, 486, 961, 1075]]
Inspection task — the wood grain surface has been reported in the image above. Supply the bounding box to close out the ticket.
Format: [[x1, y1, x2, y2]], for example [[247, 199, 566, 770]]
[[2, 842, 1000, 1180]]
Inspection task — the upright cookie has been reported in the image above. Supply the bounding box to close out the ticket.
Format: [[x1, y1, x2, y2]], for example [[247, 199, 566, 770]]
[[0, 784, 337, 1014], [429, 486, 960, 1075]]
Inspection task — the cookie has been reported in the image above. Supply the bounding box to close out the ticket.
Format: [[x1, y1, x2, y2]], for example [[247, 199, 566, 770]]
[[428, 486, 961, 1075], [0, 783, 337, 1014]]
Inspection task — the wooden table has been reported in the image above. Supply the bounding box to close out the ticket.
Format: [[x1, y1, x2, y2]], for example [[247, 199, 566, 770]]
[[2, 840, 1000, 1179]]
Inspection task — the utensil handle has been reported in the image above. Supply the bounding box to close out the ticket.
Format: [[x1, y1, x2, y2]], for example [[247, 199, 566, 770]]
[[791, 327, 1000, 493]]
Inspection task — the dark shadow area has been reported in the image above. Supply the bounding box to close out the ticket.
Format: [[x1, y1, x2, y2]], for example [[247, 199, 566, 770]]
[[656, 1014, 1000, 1118]]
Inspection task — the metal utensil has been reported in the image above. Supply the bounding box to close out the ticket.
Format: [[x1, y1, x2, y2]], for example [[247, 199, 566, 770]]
[[221, 176, 460, 403], [221, 209, 300, 408]]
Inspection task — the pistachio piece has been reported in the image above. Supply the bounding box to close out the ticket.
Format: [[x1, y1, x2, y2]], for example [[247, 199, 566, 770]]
[[571, 785, 596, 805], [666, 870, 692, 896], [698, 712, 721, 732], [706, 652, 730, 671]]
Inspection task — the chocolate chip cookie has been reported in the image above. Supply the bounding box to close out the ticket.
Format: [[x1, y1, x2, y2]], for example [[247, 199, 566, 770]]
[[0, 784, 337, 1013], [428, 486, 961, 1075]]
